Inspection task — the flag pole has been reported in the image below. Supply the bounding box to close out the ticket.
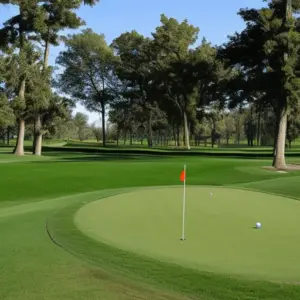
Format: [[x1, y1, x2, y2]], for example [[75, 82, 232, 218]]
[[181, 164, 186, 241]]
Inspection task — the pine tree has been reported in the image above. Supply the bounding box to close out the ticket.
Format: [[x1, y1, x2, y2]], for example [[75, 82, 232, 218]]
[[220, 0, 300, 169], [0, 0, 100, 155], [31, 0, 99, 155], [0, 1, 38, 155]]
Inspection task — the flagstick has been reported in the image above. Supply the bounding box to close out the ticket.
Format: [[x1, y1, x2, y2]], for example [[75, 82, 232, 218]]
[[181, 164, 186, 241]]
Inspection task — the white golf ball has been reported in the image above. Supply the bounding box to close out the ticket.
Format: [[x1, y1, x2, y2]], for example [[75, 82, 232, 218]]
[[256, 222, 262, 229], [210, 193, 212, 196]]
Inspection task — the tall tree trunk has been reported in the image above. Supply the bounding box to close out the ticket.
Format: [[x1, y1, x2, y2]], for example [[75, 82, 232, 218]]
[[272, 112, 280, 160], [43, 35, 50, 70], [272, 0, 292, 168], [14, 118, 25, 156], [101, 104, 106, 147], [34, 115, 42, 156], [33, 35, 50, 156], [14, 78, 26, 156], [183, 110, 190, 149], [273, 110, 287, 169], [257, 111, 261, 146], [13, 5, 27, 156]]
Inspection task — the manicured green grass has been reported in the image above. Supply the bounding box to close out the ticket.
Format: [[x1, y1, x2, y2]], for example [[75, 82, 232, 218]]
[[1, 149, 300, 299], [75, 186, 300, 282]]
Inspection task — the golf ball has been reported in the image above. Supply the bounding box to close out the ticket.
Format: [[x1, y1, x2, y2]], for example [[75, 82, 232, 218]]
[[210, 193, 212, 196], [256, 222, 262, 229]]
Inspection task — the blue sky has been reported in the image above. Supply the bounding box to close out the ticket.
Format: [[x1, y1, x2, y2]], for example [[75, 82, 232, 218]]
[[1, 0, 264, 125]]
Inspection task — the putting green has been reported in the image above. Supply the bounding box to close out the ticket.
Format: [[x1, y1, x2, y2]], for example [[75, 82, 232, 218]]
[[74, 186, 300, 281]]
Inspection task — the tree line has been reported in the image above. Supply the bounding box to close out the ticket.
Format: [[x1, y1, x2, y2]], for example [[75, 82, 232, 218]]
[[1, 0, 300, 169]]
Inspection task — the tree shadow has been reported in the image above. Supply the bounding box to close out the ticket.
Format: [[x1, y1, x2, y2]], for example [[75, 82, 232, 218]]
[[30, 153, 174, 163], [0, 151, 13, 155]]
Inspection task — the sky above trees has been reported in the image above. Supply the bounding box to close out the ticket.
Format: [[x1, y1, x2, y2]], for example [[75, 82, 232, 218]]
[[0, 0, 265, 125]]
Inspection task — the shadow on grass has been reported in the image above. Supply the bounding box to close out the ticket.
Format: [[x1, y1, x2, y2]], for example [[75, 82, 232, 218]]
[[27, 154, 277, 165], [238, 148, 300, 153], [28, 153, 174, 163], [0, 151, 14, 155], [59, 154, 171, 162], [40, 146, 300, 158], [2, 145, 299, 164]]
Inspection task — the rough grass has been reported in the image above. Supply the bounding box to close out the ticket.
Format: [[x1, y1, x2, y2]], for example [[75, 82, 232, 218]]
[[1, 149, 300, 299]]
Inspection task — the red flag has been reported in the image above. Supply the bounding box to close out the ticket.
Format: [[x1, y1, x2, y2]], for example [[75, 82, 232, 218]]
[[180, 170, 186, 182]]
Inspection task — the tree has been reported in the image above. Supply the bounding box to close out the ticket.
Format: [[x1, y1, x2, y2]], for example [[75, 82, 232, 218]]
[[74, 112, 88, 141], [51, 117, 77, 141], [109, 98, 138, 146], [220, 0, 300, 168], [56, 29, 116, 147], [0, 1, 38, 155], [152, 14, 200, 149], [244, 106, 257, 147], [0, 93, 15, 131], [31, 0, 100, 155], [111, 30, 160, 148], [0, 0, 100, 155], [25, 47, 52, 155], [0, 51, 15, 129], [221, 113, 235, 145], [91, 123, 102, 142], [287, 113, 300, 148], [37, 93, 75, 143]]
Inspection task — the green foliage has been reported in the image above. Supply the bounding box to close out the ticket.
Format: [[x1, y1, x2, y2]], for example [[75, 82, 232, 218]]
[[152, 14, 199, 61], [153, 14, 200, 111], [287, 112, 300, 145], [57, 28, 116, 104], [219, 0, 300, 167], [42, 93, 74, 136], [0, 93, 15, 127], [74, 112, 89, 141], [56, 28, 116, 145], [111, 30, 165, 147], [0, 0, 101, 154], [222, 1, 300, 112]]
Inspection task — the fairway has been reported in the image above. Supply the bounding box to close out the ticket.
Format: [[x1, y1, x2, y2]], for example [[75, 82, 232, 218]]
[[2, 153, 300, 300], [75, 186, 300, 281]]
